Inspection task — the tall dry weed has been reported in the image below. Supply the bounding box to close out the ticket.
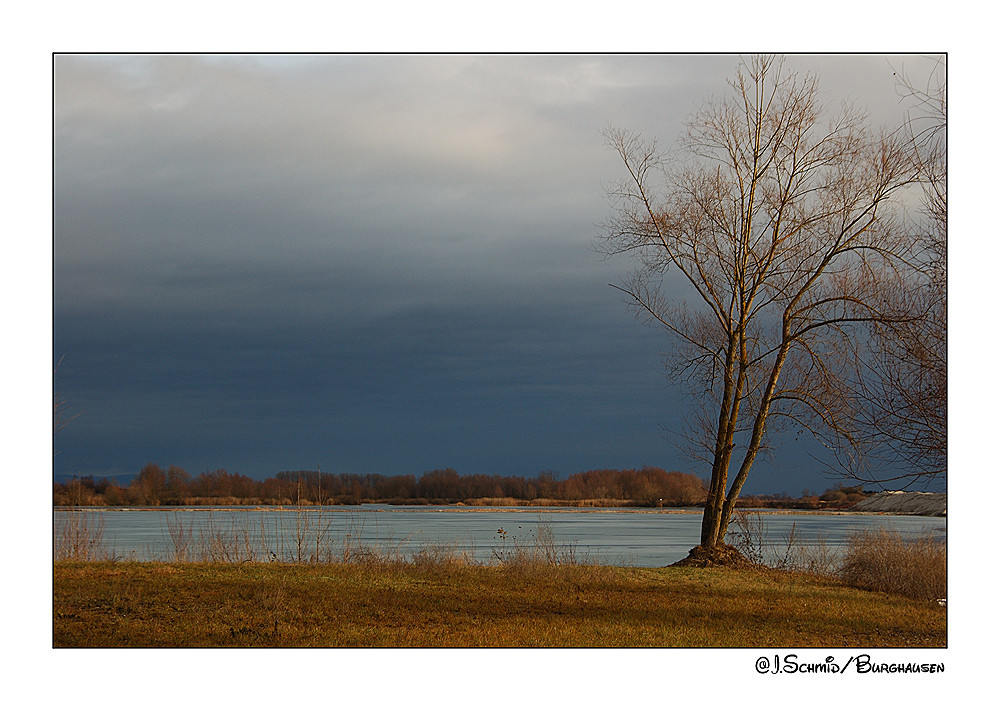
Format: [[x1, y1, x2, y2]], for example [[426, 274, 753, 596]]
[[728, 511, 844, 576], [408, 543, 475, 570], [166, 513, 193, 562], [728, 510, 768, 566], [54, 510, 106, 561], [840, 528, 946, 601], [491, 518, 581, 569]]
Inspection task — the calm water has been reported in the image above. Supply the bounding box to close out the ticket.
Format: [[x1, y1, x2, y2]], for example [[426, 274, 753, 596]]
[[54, 505, 946, 567]]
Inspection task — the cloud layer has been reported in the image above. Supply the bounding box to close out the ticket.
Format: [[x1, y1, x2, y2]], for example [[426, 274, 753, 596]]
[[54, 54, 921, 492]]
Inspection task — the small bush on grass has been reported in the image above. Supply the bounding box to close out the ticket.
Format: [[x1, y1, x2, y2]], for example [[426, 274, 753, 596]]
[[840, 528, 946, 601]]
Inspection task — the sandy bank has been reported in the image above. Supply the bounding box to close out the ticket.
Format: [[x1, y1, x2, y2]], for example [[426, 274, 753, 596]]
[[852, 491, 946, 517]]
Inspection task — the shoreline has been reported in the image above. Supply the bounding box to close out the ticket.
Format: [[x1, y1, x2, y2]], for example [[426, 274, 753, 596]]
[[52, 504, 941, 517]]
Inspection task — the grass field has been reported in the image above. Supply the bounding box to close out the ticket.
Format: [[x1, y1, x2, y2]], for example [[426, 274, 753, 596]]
[[53, 559, 946, 648]]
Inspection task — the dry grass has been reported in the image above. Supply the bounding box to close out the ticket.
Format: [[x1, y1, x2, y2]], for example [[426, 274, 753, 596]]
[[728, 511, 946, 602], [53, 508, 946, 648], [53, 559, 946, 647], [840, 528, 947, 601]]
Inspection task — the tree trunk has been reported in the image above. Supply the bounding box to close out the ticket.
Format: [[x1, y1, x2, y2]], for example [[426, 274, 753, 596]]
[[700, 334, 790, 549]]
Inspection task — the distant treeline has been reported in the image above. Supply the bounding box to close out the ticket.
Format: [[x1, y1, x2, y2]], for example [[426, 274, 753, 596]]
[[53, 464, 710, 508]]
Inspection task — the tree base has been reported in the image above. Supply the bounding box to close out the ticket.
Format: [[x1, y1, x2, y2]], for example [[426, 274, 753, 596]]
[[669, 544, 755, 568]]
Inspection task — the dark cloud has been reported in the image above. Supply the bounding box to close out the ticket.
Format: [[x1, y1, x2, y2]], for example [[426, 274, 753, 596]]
[[54, 54, 925, 494]]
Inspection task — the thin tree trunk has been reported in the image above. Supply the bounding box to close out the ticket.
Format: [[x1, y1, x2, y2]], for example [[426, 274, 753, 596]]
[[714, 339, 791, 545], [700, 331, 743, 546]]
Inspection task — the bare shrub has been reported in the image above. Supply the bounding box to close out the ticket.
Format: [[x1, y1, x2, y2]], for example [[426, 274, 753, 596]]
[[194, 512, 258, 563], [728, 511, 838, 575], [409, 543, 475, 570], [490, 525, 526, 565], [840, 528, 946, 601], [166, 512, 193, 562], [340, 542, 396, 567], [334, 514, 406, 566], [285, 506, 331, 563], [728, 510, 768, 566], [491, 519, 580, 568], [311, 510, 333, 563], [784, 529, 837, 576], [533, 519, 579, 565], [196, 512, 232, 562], [54, 510, 106, 561]]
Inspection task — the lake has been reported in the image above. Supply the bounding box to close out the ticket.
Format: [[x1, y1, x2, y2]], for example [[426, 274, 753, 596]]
[[53, 505, 946, 567]]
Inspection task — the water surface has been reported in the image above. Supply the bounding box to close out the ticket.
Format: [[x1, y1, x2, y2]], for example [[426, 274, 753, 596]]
[[54, 505, 946, 567]]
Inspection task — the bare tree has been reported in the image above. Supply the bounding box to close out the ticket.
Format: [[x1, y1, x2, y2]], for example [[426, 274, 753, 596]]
[[839, 56, 946, 487], [601, 55, 919, 556]]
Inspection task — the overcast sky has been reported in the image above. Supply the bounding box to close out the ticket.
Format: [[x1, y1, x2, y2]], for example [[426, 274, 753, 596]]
[[53, 53, 937, 494]]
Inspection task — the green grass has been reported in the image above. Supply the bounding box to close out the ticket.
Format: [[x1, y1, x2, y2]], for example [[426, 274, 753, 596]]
[[53, 560, 946, 647]]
